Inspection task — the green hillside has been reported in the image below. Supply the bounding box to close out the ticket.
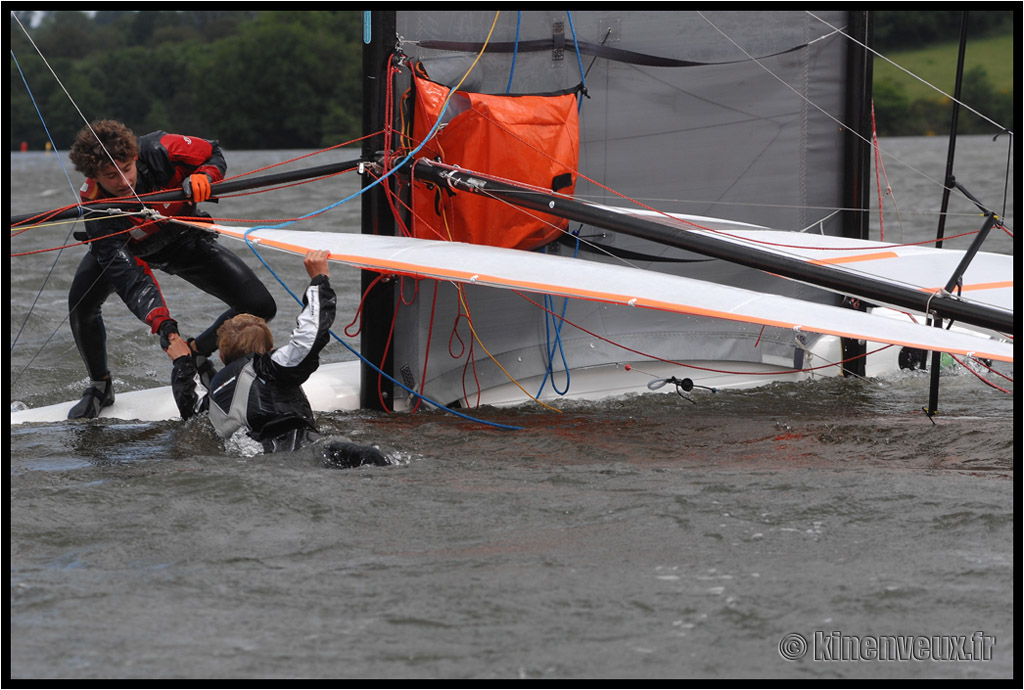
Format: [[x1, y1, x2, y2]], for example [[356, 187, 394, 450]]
[[874, 33, 1014, 100], [872, 33, 1015, 136]]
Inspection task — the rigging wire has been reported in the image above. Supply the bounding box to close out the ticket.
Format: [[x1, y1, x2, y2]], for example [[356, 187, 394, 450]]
[[870, 100, 904, 243], [9, 38, 152, 393], [701, 11, 1013, 237], [810, 11, 1011, 136], [9, 48, 84, 355], [804, 11, 1014, 233], [12, 15, 146, 209]]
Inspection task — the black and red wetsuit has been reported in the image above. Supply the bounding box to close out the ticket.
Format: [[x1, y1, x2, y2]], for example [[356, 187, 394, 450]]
[[68, 131, 277, 382]]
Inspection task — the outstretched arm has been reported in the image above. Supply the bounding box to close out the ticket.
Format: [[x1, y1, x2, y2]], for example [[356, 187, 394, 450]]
[[260, 250, 337, 385]]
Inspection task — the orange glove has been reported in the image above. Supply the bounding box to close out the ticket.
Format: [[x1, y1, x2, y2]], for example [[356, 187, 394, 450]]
[[183, 173, 212, 203]]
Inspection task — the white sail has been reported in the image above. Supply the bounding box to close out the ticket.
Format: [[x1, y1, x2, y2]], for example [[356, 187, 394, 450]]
[[213, 225, 1011, 363]]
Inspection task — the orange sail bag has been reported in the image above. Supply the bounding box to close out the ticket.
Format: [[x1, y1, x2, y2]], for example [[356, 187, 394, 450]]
[[411, 69, 580, 250]]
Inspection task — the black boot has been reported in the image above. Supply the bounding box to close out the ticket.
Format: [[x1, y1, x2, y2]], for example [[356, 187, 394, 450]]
[[68, 377, 115, 419], [322, 441, 391, 469]]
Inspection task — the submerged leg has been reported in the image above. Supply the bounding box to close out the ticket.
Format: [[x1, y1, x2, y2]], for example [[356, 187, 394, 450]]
[[322, 441, 391, 469]]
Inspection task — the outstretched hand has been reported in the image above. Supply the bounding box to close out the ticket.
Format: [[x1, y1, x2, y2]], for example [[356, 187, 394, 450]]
[[304, 249, 330, 279]]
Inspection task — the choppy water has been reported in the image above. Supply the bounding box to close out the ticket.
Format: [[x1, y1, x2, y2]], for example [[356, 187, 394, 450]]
[[9, 137, 1015, 679]]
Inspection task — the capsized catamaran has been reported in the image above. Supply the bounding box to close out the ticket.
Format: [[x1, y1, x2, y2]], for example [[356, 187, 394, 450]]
[[10, 10, 1013, 426], [347, 10, 1013, 413]]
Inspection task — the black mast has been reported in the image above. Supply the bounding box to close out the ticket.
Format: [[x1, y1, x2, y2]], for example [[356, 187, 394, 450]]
[[359, 10, 398, 410], [840, 10, 875, 377], [10, 158, 363, 227], [411, 160, 1013, 335], [842, 10, 874, 244], [925, 11, 971, 418]]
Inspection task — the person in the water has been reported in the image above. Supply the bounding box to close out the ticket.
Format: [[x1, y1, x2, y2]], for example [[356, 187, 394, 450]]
[[167, 249, 388, 469]]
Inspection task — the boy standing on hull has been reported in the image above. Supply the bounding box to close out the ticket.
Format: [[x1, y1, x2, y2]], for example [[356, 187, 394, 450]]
[[168, 250, 388, 469], [67, 120, 277, 419]]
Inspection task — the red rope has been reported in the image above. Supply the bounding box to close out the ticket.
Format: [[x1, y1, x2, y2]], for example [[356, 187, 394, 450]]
[[512, 288, 895, 378], [949, 354, 1013, 394], [871, 100, 886, 242], [10, 217, 164, 256]]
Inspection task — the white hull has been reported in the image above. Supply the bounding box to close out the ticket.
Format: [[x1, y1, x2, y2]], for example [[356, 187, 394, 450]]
[[11, 333, 914, 425], [10, 361, 362, 426]]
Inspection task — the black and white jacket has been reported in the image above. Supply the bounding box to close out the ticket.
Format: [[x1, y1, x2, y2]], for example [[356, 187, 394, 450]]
[[172, 274, 336, 445]]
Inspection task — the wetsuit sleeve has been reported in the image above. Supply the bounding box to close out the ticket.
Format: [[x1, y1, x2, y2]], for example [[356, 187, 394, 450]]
[[140, 131, 227, 188], [261, 274, 337, 386], [170, 354, 209, 420]]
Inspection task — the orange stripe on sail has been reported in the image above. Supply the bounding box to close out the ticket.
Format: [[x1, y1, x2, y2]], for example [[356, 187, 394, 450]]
[[810, 251, 900, 265], [949, 280, 1013, 293]]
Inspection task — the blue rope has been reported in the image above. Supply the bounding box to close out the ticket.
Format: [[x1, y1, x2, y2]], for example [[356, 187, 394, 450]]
[[497, 13, 587, 396], [505, 12, 522, 94], [566, 12, 588, 112], [10, 48, 83, 354], [538, 294, 571, 396], [535, 13, 588, 391], [535, 231, 581, 398]]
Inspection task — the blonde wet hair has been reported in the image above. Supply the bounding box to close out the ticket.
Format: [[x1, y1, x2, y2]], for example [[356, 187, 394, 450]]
[[217, 314, 274, 364]]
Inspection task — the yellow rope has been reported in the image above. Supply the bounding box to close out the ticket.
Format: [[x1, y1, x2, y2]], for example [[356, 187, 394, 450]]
[[439, 187, 562, 413]]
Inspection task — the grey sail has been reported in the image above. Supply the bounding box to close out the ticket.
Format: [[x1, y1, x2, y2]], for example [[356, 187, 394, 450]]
[[363, 11, 874, 409]]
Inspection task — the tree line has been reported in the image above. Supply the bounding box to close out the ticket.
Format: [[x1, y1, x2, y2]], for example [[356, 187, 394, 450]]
[[872, 10, 1011, 51], [10, 10, 363, 151], [9, 11, 1015, 151]]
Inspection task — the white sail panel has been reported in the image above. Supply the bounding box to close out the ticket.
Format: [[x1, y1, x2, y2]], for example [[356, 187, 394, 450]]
[[208, 225, 1012, 363]]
